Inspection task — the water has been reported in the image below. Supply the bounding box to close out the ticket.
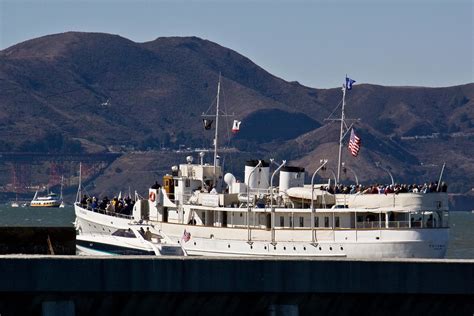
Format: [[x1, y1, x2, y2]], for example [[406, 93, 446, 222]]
[[0, 206, 472, 258], [445, 211, 474, 259], [0, 205, 75, 227]]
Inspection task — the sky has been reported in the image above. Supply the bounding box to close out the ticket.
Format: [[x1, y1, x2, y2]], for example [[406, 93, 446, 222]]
[[0, 0, 472, 89]]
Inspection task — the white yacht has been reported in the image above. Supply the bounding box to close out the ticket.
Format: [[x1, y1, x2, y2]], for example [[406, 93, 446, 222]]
[[76, 226, 187, 256], [30, 191, 62, 207], [75, 77, 450, 258]]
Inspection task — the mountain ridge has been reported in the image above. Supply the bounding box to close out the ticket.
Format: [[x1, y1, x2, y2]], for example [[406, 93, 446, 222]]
[[0, 32, 472, 196]]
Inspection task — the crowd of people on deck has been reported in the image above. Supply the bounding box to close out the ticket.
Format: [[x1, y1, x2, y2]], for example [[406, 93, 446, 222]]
[[79, 194, 135, 216], [320, 181, 448, 195]]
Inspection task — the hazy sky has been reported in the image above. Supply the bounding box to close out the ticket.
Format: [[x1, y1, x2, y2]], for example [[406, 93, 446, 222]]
[[0, 0, 472, 88]]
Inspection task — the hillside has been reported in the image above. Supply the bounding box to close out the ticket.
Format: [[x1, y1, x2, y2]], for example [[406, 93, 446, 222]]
[[0, 32, 473, 197]]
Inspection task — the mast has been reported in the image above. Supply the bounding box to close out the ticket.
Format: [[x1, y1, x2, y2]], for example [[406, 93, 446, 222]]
[[213, 74, 221, 185], [336, 85, 347, 183], [60, 175, 64, 200], [76, 162, 82, 203]]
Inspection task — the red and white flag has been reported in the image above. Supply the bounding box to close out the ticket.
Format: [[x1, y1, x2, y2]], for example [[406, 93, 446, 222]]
[[182, 229, 191, 242], [232, 120, 241, 133], [348, 128, 361, 157]]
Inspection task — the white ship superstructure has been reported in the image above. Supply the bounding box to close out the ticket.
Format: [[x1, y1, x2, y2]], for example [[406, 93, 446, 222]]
[[75, 156, 449, 258]]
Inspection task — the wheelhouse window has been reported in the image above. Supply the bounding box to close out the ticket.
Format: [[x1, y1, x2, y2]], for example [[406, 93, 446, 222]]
[[335, 216, 340, 228], [112, 229, 136, 238], [324, 216, 330, 228], [280, 216, 285, 227], [299, 217, 304, 227]]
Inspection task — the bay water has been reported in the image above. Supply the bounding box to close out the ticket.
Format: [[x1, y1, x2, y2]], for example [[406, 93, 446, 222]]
[[0, 206, 472, 259]]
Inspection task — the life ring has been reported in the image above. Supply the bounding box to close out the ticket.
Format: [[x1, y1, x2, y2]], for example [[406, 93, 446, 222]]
[[149, 191, 156, 202]]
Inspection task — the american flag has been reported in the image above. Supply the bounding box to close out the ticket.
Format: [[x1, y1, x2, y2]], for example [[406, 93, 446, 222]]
[[348, 128, 361, 157], [182, 229, 191, 242]]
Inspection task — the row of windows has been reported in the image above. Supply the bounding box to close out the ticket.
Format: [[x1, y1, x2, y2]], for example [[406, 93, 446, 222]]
[[198, 211, 341, 228], [280, 216, 340, 228]]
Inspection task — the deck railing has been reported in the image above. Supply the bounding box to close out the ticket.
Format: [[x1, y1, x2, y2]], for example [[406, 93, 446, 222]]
[[77, 203, 134, 220]]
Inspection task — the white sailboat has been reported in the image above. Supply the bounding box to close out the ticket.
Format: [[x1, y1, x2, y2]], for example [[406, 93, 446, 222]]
[[75, 76, 450, 258], [59, 176, 66, 208]]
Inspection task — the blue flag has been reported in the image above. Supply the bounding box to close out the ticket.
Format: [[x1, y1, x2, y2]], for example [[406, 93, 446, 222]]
[[346, 76, 356, 90]]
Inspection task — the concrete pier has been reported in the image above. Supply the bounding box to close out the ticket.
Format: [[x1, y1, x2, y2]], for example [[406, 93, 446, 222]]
[[0, 256, 472, 315]]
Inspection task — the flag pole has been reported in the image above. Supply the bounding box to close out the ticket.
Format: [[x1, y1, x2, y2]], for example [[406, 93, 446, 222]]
[[336, 84, 346, 184], [213, 73, 221, 187]]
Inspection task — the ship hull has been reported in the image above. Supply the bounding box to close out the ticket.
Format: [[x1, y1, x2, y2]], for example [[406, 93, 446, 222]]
[[75, 204, 448, 259]]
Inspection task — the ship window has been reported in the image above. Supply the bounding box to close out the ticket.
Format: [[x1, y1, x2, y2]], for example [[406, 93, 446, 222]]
[[174, 180, 179, 187], [280, 216, 285, 227], [299, 217, 304, 227], [185, 179, 190, 187], [202, 212, 206, 225], [324, 217, 329, 228], [112, 229, 135, 238], [315, 216, 319, 227], [289, 216, 293, 228], [335, 216, 340, 228]]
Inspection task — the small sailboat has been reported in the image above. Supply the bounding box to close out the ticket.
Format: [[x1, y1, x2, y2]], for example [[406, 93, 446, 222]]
[[59, 176, 66, 208]]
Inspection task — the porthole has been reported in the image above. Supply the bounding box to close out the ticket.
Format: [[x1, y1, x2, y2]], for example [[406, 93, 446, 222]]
[[330, 247, 333, 251], [376, 237, 380, 240], [340, 247, 343, 250], [194, 242, 197, 246], [178, 240, 180, 244], [250, 245, 253, 249], [228, 244, 231, 248], [283, 247, 286, 250], [264, 246, 267, 250], [303, 247, 306, 251], [293, 247, 296, 251], [319, 247, 322, 251], [274, 246, 276, 250]]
